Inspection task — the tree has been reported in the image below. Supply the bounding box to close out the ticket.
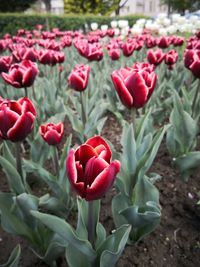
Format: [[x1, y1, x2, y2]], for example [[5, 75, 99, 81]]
[[64, 0, 121, 15], [0, 0, 37, 12], [161, 0, 200, 14]]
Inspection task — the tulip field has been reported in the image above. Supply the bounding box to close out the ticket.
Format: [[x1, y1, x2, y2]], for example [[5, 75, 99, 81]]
[[0, 16, 200, 267]]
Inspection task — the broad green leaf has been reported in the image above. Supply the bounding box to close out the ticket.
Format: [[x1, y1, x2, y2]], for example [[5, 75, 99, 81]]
[[0, 156, 25, 194], [98, 225, 131, 267], [31, 211, 96, 261]]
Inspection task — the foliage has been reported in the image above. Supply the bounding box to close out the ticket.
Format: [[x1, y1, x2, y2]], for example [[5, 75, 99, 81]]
[[0, 13, 149, 37], [64, 0, 119, 15], [161, 0, 200, 13], [0, 0, 37, 12]]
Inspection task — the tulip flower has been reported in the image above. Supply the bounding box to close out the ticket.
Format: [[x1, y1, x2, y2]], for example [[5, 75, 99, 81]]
[[66, 136, 120, 201], [108, 49, 120, 60], [39, 122, 64, 146], [0, 97, 36, 142], [123, 42, 135, 57], [157, 36, 171, 49], [184, 49, 200, 78], [0, 56, 12, 73], [68, 64, 90, 92], [1, 59, 38, 88], [147, 49, 165, 66], [164, 50, 178, 70], [111, 66, 157, 109], [85, 43, 103, 61]]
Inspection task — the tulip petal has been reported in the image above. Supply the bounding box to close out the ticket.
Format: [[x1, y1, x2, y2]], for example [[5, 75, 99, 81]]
[[85, 156, 109, 186], [86, 160, 120, 201], [7, 112, 35, 141], [125, 72, 149, 109], [44, 130, 61, 145], [75, 144, 98, 168], [86, 136, 112, 163], [66, 149, 86, 198], [111, 71, 133, 109]]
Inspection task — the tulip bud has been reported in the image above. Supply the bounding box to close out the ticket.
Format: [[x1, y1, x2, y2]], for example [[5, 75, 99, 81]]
[[68, 64, 90, 92], [66, 136, 120, 201], [39, 122, 64, 146]]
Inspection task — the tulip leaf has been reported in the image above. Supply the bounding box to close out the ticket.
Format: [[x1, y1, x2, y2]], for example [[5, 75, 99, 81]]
[[13, 193, 39, 229], [174, 151, 200, 181], [112, 192, 130, 228], [23, 159, 61, 195], [121, 122, 137, 175], [0, 156, 25, 195], [2, 142, 15, 166], [0, 193, 33, 241], [0, 244, 21, 267], [97, 224, 131, 267], [33, 234, 66, 264], [31, 211, 96, 261]]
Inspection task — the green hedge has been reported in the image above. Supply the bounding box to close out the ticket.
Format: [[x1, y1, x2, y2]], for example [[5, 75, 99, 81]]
[[0, 13, 149, 36]]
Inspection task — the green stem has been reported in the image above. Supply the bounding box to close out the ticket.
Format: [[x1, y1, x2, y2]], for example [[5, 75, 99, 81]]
[[131, 107, 136, 126], [87, 201, 95, 249], [32, 85, 37, 101], [53, 146, 60, 178], [24, 87, 28, 97], [15, 142, 23, 181], [80, 91, 87, 139], [192, 79, 200, 118]]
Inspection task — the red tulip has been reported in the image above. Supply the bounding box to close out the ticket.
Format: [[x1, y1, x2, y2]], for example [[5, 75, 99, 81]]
[[68, 64, 90, 91], [184, 49, 200, 78], [0, 56, 13, 73], [172, 36, 184, 47], [147, 49, 165, 66], [1, 60, 38, 88], [111, 66, 157, 109], [0, 97, 36, 142], [66, 136, 120, 201], [39, 122, 64, 145], [108, 49, 120, 60], [123, 42, 135, 57], [12, 47, 38, 62], [86, 43, 103, 61], [164, 49, 178, 70], [157, 36, 171, 49]]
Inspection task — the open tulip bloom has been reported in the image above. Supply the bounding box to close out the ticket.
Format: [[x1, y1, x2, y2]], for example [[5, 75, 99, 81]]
[[1, 59, 38, 88], [66, 136, 120, 201], [111, 65, 157, 109], [0, 97, 36, 142]]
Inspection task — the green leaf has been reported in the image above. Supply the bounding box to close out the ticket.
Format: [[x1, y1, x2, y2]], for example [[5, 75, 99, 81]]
[[174, 151, 200, 181], [121, 122, 137, 175], [0, 244, 21, 267], [31, 211, 96, 261], [97, 225, 131, 267], [0, 156, 25, 194], [13, 193, 39, 228], [0, 193, 33, 241], [2, 142, 15, 166]]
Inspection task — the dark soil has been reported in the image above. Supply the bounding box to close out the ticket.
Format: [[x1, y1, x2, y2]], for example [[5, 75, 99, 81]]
[[0, 114, 200, 267]]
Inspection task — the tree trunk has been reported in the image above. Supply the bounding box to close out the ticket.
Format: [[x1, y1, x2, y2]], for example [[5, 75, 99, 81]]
[[43, 0, 51, 12]]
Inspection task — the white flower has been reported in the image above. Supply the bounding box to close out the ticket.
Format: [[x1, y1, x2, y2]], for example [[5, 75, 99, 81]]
[[157, 13, 167, 20], [131, 27, 142, 35], [118, 20, 129, 28], [111, 20, 118, 28], [159, 28, 167, 35], [114, 28, 120, 36], [136, 18, 146, 27], [91, 23, 98, 31], [101, 25, 108, 31]]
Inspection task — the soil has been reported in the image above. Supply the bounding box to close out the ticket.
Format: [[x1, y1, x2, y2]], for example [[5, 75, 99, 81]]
[[0, 114, 200, 267]]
